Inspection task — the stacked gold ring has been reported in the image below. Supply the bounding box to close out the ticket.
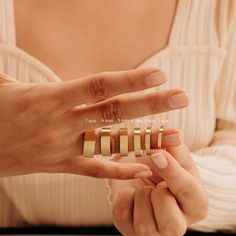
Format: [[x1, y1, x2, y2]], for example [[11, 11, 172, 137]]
[[83, 125, 165, 158], [83, 130, 96, 158], [101, 127, 111, 156], [134, 127, 142, 157], [157, 125, 165, 149], [145, 127, 152, 155]]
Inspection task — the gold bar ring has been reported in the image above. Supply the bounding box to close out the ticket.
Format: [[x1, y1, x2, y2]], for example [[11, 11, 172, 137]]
[[134, 127, 142, 157], [157, 125, 165, 149], [145, 127, 152, 155], [120, 128, 128, 156], [101, 127, 111, 156], [83, 130, 96, 158]]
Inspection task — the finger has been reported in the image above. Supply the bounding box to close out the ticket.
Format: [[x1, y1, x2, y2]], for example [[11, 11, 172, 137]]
[[150, 150, 209, 221], [90, 128, 182, 186], [112, 187, 138, 236], [151, 182, 187, 236], [93, 127, 183, 155], [49, 128, 183, 169], [133, 186, 159, 236], [68, 127, 182, 158], [45, 155, 153, 180], [166, 131, 200, 177], [71, 88, 189, 130], [141, 130, 199, 186], [50, 67, 167, 110]]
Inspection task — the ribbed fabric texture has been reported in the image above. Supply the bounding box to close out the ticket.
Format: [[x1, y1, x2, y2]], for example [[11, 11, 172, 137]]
[[0, 0, 236, 232]]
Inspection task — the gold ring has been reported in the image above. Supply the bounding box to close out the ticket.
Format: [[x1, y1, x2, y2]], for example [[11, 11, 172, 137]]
[[83, 130, 96, 158], [134, 127, 142, 157], [157, 125, 165, 149], [120, 128, 128, 156], [145, 127, 152, 155], [101, 127, 111, 156]]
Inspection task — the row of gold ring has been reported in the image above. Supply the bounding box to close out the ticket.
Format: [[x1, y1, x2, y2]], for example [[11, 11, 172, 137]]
[[83, 125, 165, 158]]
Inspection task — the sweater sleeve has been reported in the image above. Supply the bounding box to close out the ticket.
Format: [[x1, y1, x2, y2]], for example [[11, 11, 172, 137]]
[[188, 11, 236, 232]]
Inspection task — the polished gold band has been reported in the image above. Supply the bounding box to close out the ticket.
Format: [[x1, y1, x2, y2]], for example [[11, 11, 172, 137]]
[[157, 125, 165, 149], [101, 127, 111, 156], [134, 127, 142, 157], [120, 128, 128, 156], [145, 127, 152, 155], [83, 130, 96, 158], [83, 126, 165, 158]]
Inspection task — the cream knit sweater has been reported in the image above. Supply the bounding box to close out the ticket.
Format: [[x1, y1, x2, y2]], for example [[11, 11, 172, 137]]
[[0, 0, 236, 232]]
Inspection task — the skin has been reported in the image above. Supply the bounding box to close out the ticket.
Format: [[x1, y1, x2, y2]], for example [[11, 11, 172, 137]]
[[0, 0, 208, 233], [0, 68, 188, 178], [14, 0, 178, 80], [111, 132, 208, 236]]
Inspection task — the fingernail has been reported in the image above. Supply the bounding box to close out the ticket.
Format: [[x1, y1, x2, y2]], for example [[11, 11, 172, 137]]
[[168, 92, 189, 108], [134, 170, 153, 178], [164, 134, 182, 146], [146, 70, 166, 86], [151, 152, 168, 169]]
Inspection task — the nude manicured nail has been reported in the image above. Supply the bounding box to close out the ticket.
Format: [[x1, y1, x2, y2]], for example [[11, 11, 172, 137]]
[[134, 170, 153, 178], [164, 134, 182, 146], [146, 70, 166, 86], [168, 92, 189, 108], [151, 152, 168, 169]]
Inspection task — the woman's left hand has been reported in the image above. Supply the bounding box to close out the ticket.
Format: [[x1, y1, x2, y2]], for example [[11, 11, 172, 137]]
[[112, 134, 209, 236]]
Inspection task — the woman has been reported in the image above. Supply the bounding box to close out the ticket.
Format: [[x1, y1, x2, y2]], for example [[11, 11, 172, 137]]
[[0, 0, 235, 234]]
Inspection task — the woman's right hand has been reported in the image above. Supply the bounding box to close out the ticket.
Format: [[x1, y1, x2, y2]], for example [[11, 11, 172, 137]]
[[111, 130, 208, 236], [0, 67, 189, 178]]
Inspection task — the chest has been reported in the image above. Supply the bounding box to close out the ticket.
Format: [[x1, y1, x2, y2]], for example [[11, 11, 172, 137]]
[[14, 0, 177, 81]]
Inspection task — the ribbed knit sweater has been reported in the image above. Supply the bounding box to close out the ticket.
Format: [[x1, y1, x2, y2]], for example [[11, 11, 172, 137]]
[[0, 0, 235, 232]]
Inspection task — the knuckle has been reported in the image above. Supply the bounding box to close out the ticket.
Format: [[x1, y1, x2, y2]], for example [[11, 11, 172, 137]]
[[101, 100, 125, 122], [87, 164, 104, 178], [151, 184, 168, 201], [134, 186, 153, 202], [88, 75, 109, 99], [175, 182, 196, 200], [112, 187, 134, 223], [192, 197, 209, 221], [150, 95, 163, 113], [126, 73, 137, 89], [140, 185, 154, 195], [112, 202, 130, 222], [112, 165, 124, 179], [176, 182, 209, 221]]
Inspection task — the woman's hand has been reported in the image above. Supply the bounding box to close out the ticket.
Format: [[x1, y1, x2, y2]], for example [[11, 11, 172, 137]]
[[0, 68, 189, 178], [112, 130, 208, 236]]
